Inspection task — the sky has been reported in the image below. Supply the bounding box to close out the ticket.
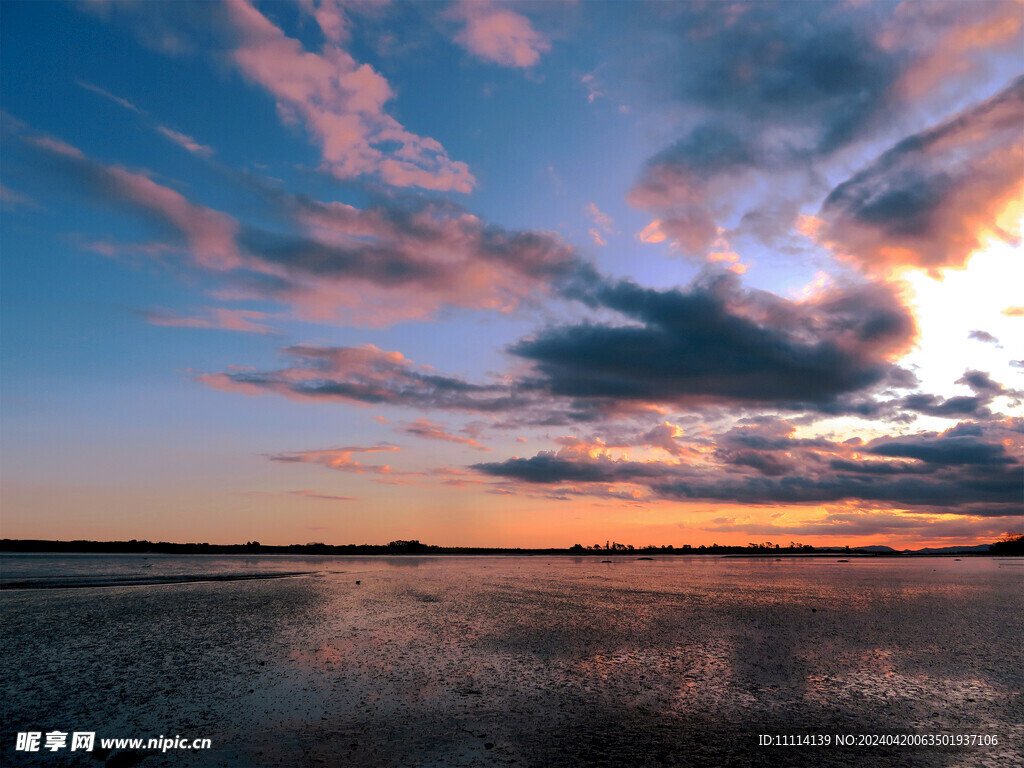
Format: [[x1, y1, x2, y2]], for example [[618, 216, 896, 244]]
[[1, 0, 1022, 549]]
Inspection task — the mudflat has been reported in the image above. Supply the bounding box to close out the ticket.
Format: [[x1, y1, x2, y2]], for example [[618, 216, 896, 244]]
[[2, 555, 1021, 767]]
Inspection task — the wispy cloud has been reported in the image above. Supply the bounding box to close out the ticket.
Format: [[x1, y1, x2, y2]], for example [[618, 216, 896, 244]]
[[143, 308, 277, 334], [15, 122, 577, 326], [399, 418, 489, 451], [155, 125, 214, 158], [76, 80, 144, 114]]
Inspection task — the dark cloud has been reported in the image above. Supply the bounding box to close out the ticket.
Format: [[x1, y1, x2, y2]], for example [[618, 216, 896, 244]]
[[866, 433, 1015, 466], [471, 455, 668, 485], [512, 270, 916, 410], [201, 344, 527, 412], [626, 2, 1024, 256], [473, 420, 1023, 516], [726, 451, 796, 478], [653, 474, 1019, 511], [649, 2, 899, 160], [968, 329, 1001, 345], [828, 459, 935, 476], [956, 369, 1006, 395], [815, 76, 1024, 272], [901, 393, 991, 419], [203, 266, 922, 420], [703, 512, 1021, 541], [898, 371, 1024, 419]]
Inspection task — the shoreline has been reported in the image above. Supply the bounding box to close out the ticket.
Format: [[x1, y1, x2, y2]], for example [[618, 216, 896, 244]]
[[0, 570, 316, 591]]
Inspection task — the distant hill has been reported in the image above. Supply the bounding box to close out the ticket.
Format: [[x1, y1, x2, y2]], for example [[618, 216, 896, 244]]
[[858, 545, 898, 553], [907, 544, 992, 554]]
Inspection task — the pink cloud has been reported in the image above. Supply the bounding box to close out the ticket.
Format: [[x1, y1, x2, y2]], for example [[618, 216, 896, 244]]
[[143, 308, 277, 334], [22, 124, 568, 326], [156, 125, 214, 158], [225, 0, 474, 192], [251, 196, 577, 325], [450, 1, 550, 68], [103, 166, 241, 270], [76, 80, 143, 114], [269, 444, 401, 476], [269, 445, 424, 485], [296, 0, 350, 45], [884, 0, 1024, 102], [0, 181, 36, 210], [27, 135, 86, 160], [400, 418, 489, 450], [199, 343, 519, 411], [26, 132, 240, 269], [585, 202, 615, 246], [812, 77, 1024, 274]]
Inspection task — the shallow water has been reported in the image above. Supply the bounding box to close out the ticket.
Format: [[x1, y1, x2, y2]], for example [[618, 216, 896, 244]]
[[1, 555, 1021, 767]]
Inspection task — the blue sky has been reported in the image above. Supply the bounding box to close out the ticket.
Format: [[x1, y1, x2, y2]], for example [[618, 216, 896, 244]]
[[2, 0, 1022, 547]]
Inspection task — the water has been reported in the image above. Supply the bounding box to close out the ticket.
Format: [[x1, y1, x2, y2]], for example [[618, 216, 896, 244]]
[[0, 552, 372, 589], [1, 555, 1021, 767]]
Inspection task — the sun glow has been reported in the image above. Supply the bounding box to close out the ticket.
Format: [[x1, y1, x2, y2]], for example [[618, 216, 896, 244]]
[[901, 224, 1024, 404]]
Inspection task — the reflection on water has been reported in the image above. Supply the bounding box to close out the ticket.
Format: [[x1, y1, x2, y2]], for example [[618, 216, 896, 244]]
[[1, 556, 1021, 767]]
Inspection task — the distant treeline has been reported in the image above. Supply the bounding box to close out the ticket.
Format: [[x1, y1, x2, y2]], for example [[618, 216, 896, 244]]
[[990, 534, 1024, 555], [2, 535, 1021, 555], [0, 538, 838, 556]]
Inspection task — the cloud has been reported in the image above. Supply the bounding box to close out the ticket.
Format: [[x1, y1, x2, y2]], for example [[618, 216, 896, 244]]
[[235, 193, 580, 324], [0, 181, 36, 210], [703, 511, 1020, 543], [472, 453, 669, 485], [15, 124, 577, 326], [399, 418, 489, 450], [155, 125, 214, 158], [512, 269, 916, 411], [24, 132, 240, 270], [450, 1, 550, 68], [269, 444, 401, 476], [957, 369, 1007, 395], [295, 0, 350, 45], [866, 429, 1016, 466], [226, 0, 474, 192], [87, 0, 473, 192], [628, 122, 755, 254], [143, 308, 277, 334], [473, 419, 1023, 517], [76, 80, 143, 113], [623, 3, 900, 253], [76, 80, 215, 160], [813, 76, 1024, 274], [585, 202, 614, 246], [289, 489, 357, 502], [968, 329, 1001, 345], [624, 2, 1024, 255], [885, 0, 1024, 102], [200, 266, 927, 424], [579, 73, 603, 103], [641, 422, 690, 457], [200, 343, 526, 411], [901, 393, 992, 419]]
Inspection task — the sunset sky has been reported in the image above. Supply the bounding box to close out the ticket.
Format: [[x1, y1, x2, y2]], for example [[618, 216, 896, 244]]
[[2, 0, 1022, 549]]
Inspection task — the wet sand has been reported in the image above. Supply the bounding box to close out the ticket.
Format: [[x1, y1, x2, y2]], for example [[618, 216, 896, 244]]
[[1, 556, 1021, 767]]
